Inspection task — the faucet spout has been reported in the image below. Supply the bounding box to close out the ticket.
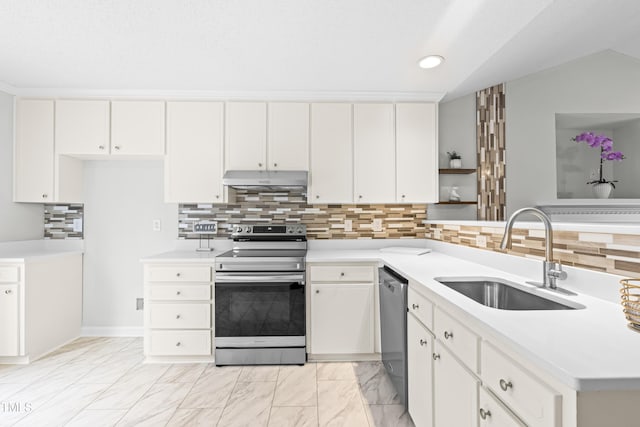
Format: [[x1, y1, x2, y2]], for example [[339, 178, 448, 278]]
[[500, 207, 565, 289]]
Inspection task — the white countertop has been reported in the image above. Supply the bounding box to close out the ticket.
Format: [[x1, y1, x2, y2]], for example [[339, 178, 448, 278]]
[[0, 240, 84, 262], [308, 245, 640, 392], [140, 250, 225, 263]]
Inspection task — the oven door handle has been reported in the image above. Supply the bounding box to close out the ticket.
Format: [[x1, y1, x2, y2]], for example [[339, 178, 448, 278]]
[[215, 273, 305, 284]]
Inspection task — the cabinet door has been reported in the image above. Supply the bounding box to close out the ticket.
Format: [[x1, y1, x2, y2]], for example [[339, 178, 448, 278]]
[[55, 100, 110, 156], [165, 102, 224, 202], [353, 103, 395, 202], [407, 313, 434, 427], [396, 103, 438, 203], [311, 282, 373, 354], [309, 103, 353, 203], [225, 102, 267, 170], [14, 99, 55, 202], [268, 103, 309, 170], [111, 101, 165, 156], [0, 284, 19, 356], [434, 341, 479, 427]]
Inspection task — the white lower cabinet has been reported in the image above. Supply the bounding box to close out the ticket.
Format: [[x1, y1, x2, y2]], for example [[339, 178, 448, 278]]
[[310, 282, 374, 354], [143, 263, 214, 361], [0, 284, 19, 356], [479, 387, 526, 427], [407, 312, 434, 427], [433, 340, 479, 427]]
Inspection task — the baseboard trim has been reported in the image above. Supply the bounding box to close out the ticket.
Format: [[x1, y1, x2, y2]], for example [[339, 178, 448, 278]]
[[81, 326, 144, 337]]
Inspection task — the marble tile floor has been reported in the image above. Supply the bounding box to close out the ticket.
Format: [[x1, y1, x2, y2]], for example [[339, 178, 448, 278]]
[[0, 338, 415, 427]]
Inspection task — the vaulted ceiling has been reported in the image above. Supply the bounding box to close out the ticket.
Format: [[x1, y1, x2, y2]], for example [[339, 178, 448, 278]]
[[2, 0, 640, 100]]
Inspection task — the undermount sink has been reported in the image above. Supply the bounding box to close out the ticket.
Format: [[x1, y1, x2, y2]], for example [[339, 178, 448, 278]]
[[434, 277, 584, 311]]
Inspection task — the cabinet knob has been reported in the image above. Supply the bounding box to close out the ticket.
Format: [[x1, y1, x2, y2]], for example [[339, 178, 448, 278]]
[[402, 194, 406, 198], [216, 195, 220, 199], [98, 145, 105, 150], [176, 314, 181, 319], [315, 195, 319, 199], [4, 290, 12, 295], [315, 290, 320, 294], [176, 291, 181, 296], [176, 273, 181, 277], [444, 331, 454, 340], [340, 272, 345, 277], [412, 303, 419, 310], [358, 195, 363, 199], [432, 353, 440, 360], [419, 339, 427, 346], [114, 145, 121, 151], [176, 342, 181, 347], [499, 379, 513, 391], [258, 163, 263, 167], [479, 408, 492, 420], [273, 163, 277, 167], [42, 194, 48, 199]]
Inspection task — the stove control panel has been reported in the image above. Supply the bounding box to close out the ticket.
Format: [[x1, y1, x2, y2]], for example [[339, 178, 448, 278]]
[[231, 224, 306, 236]]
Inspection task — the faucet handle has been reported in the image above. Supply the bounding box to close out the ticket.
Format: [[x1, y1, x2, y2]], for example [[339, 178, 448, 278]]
[[548, 262, 567, 281]]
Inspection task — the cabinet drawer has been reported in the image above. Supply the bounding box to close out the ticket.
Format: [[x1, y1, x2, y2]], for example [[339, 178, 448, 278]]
[[434, 307, 479, 372], [148, 284, 211, 301], [145, 265, 211, 282], [479, 386, 526, 426], [408, 286, 434, 330], [148, 303, 211, 329], [482, 341, 561, 427], [0, 266, 19, 283], [309, 265, 374, 282], [148, 330, 212, 356]]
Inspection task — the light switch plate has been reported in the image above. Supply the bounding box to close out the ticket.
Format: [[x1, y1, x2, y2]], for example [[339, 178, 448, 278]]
[[372, 218, 383, 232], [476, 235, 488, 248], [152, 219, 161, 232]]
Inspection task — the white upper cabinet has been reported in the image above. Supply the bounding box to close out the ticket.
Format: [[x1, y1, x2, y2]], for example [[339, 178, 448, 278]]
[[353, 103, 396, 203], [14, 99, 55, 203], [396, 103, 438, 203], [267, 102, 309, 170], [225, 102, 267, 170], [55, 100, 110, 156], [309, 103, 353, 203], [111, 101, 165, 156], [165, 102, 224, 203]]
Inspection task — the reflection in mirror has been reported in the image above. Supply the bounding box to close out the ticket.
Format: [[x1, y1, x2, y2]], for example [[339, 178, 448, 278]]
[[556, 113, 640, 199]]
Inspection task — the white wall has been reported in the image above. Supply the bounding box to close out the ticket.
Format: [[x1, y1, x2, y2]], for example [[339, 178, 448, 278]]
[[429, 93, 477, 220], [0, 90, 43, 241], [82, 160, 178, 331], [506, 50, 640, 214], [613, 120, 640, 198]]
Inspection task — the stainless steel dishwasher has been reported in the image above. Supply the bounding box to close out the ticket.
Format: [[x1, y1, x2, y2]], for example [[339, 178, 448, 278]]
[[379, 265, 408, 408]]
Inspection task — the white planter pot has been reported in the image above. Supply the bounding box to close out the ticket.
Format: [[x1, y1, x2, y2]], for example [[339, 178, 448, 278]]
[[592, 183, 613, 199], [449, 159, 462, 169]]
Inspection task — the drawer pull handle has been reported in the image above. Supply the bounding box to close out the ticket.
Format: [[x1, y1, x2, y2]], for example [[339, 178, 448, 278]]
[[176, 342, 181, 347], [98, 145, 105, 150], [4, 290, 12, 295], [419, 339, 427, 346], [176, 314, 181, 319], [114, 145, 121, 151], [315, 290, 320, 294], [412, 303, 419, 310], [176, 291, 181, 296], [340, 272, 345, 277], [432, 353, 440, 360], [479, 408, 492, 420], [444, 331, 453, 340], [176, 273, 181, 277], [499, 379, 513, 391]]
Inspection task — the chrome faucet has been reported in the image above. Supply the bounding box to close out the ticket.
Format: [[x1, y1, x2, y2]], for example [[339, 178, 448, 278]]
[[500, 207, 567, 289]]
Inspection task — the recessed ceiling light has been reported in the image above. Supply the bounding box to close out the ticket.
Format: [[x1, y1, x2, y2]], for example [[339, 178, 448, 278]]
[[418, 55, 444, 69]]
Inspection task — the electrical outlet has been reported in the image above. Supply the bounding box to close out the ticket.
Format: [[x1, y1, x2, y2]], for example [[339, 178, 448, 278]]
[[136, 298, 144, 310], [344, 219, 353, 232], [372, 218, 383, 232], [152, 219, 161, 232], [72, 218, 83, 232], [434, 229, 442, 239], [476, 235, 488, 248]]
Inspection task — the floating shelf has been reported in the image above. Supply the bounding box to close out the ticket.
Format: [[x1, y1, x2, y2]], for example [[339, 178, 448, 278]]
[[439, 168, 477, 174], [436, 201, 477, 205]]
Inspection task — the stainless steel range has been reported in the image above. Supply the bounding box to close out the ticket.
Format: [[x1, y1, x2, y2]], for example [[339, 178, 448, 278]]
[[214, 223, 307, 366]]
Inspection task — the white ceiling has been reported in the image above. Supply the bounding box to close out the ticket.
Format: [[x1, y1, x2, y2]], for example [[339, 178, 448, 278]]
[[2, 0, 640, 101]]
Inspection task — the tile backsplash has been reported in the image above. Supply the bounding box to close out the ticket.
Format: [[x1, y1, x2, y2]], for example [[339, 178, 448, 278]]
[[179, 189, 427, 239], [426, 222, 640, 277], [44, 204, 84, 239]]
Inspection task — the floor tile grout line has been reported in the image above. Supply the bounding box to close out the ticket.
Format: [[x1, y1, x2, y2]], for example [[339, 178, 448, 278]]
[[215, 365, 242, 427], [166, 364, 204, 426], [264, 365, 282, 427]]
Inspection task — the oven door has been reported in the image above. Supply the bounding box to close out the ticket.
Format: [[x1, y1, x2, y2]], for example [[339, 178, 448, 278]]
[[214, 272, 305, 349]]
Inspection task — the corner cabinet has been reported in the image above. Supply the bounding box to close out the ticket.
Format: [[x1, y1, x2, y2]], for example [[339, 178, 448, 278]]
[[143, 263, 215, 362], [164, 101, 225, 203], [307, 263, 377, 358]]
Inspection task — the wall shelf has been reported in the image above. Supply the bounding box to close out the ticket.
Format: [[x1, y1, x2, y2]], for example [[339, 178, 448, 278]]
[[439, 168, 476, 174], [436, 201, 477, 205]]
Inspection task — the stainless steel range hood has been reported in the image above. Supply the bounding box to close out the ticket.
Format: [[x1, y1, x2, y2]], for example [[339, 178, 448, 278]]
[[222, 170, 308, 191]]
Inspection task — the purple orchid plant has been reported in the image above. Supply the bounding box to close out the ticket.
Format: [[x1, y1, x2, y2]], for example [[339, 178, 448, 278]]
[[572, 131, 625, 187]]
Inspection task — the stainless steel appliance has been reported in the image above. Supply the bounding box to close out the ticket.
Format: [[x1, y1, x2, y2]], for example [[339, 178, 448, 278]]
[[215, 223, 307, 365], [379, 265, 408, 408]]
